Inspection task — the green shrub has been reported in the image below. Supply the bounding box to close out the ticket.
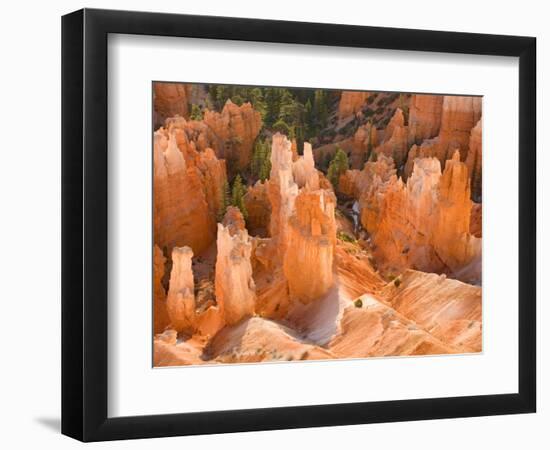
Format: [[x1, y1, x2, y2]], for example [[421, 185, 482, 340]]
[[337, 231, 356, 243], [354, 298, 363, 308]]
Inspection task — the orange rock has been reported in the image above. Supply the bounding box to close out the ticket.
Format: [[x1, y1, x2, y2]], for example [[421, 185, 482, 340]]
[[153, 131, 217, 255], [380, 270, 482, 351], [414, 96, 482, 164], [361, 152, 481, 282], [267, 134, 299, 255], [283, 189, 337, 304], [407, 94, 444, 146], [221, 206, 246, 236], [208, 317, 334, 364], [470, 202, 482, 238], [465, 119, 482, 202], [338, 91, 369, 123], [350, 122, 378, 169], [215, 222, 256, 325], [203, 100, 262, 171], [373, 108, 409, 167], [292, 142, 320, 190], [153, 82, 191, 129], [166, 246, 196, 333], [328, 295, 458, 358], [153, 245, 170, 334]]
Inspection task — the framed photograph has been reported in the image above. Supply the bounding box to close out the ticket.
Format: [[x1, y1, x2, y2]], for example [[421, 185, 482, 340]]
[[61, 8, 536, 442]]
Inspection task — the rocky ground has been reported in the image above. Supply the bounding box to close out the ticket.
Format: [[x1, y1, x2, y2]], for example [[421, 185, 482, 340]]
[[152, 85, 482, 366]]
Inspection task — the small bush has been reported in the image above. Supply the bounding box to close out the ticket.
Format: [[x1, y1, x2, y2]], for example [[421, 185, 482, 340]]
[[337, 231, 356, 243], [394, 278, 401, 288], [354, 298, 363, 308]]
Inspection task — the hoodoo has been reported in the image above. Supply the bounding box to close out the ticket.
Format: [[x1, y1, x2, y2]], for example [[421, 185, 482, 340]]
[[166, 246, 196, 333], [284, 189, 337, 303], [215, 215, 256, 325]]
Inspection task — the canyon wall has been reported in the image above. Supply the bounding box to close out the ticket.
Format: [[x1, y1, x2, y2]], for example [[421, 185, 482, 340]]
[[153, 131, 216, 255], [203, 100, 262, 170], [407, 94, 444, 146], [153, 83, 191, 129], [344, 151, 480, 282], [338, 91, 369, 124], [373, 108, 409, 168]]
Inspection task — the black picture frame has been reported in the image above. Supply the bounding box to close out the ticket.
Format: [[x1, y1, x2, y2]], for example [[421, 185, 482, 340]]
[[61, 8, 536, 442]]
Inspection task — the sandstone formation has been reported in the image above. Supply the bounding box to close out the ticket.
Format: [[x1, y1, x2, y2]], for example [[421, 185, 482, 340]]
[[166, 246, 196, 333], [215, 220, 256, 325], [338, 91, 369, 123], [349, 122, 378, 169], [359, 152, 481, 282], [373, 108, 409, 168], [207, 317, 334, 363], [153, 82, 190, 129], [268, 133, 299, 254], [414, 96, 482, 165], [153, 131, 216, 255], [328, 294, 458, 357], [470, 202, 482, 238], [203, 100, 262, 170], [283, 189, 336, 303], [292, 142, 320, 189], [407, 94, 444, 146], [465, 119, 482, 202], [153, 245, 170, 334], [381, 270, 482, 351]]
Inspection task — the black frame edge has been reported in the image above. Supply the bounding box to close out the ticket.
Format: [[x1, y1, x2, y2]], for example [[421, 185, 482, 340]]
[[61, 8, 85, 441], [61, 8, 537, 442]]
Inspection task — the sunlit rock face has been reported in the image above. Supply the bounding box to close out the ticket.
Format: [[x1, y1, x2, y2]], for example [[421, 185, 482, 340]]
[[380, 270, 482, 352], [407, 94, 444, 146], [350, 122, 378, 169], [153, 245, 170, 334], [414, 96, 482, 165], [361, 151, 481, 283], [215, 218, 256, 325], [268, 134, 299, 256], [153, 132, 215, 255], [153, 83, 191, 129], [293, 143, 320, 190], [222, 206, 246, 235], [166, 246, 196, 333], [244, 181, 271, 234], [283, 189, 337, 303], [373, 108, 409, 168], [203, 100, 262, 171], [338, 154, 396, 204], [465, 119, 482, 202], [338, 91, 369, 123]]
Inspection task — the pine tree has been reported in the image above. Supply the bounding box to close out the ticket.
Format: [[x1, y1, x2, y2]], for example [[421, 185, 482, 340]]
[[217, 180, 231, 221], [327, 148, 349, 189], [231, 175, 248, 220], [313, 89, 329, 131], [304, 98, 313, 140], [189, 104, 203, 121]]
